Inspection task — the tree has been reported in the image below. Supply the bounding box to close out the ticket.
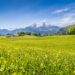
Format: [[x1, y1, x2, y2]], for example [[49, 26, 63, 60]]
[[67, 25, 75, 35], [31, 33, 41, 36], [17, 32, 26, 36], [25, 32, 31, 35], [6, 33, 15, 38]]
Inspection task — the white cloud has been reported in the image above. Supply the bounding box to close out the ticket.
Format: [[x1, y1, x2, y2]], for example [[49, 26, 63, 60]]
[[47, 13, 75, 26], [52, 8, 70, 14], [59, 13, 75, 25], [59, 17, 75, 26]]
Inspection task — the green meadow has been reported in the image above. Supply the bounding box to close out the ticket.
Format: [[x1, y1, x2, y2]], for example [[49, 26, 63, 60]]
[[0, 35, 75, 75]]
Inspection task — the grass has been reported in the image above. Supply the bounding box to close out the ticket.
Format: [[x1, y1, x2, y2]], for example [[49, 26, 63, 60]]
[[0, 35, 75, 75]]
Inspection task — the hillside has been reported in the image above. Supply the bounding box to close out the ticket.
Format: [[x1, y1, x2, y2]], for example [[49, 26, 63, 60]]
[[65, 24, 75, 35]]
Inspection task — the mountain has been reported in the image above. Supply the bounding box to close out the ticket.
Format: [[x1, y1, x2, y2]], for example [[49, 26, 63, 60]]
[[11, 24, 60, 35], [57, 28, 67, 35], [0, 29, 10, 35], [0, 23, 60, 35], [57, 24, 75, 35], [38, 25, 60, 34]]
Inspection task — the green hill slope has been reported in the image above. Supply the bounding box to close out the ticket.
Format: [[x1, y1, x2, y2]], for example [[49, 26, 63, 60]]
[[66, 24, 75, 34]]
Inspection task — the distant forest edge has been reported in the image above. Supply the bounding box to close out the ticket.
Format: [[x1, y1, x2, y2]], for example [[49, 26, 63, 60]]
[[0, 24, 75, 36]]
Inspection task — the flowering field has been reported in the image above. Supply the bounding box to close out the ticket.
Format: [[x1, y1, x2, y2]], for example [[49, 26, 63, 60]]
[[0, 35, 75, 75]]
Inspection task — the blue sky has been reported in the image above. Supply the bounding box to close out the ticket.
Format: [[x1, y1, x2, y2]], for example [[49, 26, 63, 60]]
[[0, 0, 75, 30]]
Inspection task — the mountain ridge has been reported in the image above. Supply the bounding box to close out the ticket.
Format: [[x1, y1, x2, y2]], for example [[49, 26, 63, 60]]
[[0, 24, 60, 35], [0, 24, 75, 35]]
